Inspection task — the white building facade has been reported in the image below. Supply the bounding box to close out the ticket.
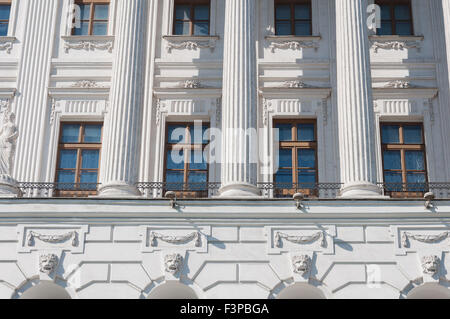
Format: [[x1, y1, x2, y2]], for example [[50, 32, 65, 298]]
[[0, 0, 449, 299]]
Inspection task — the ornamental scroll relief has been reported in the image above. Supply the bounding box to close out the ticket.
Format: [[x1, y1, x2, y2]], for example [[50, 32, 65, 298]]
[[27, 230, 79, 247], [63, 39, 114, 53], [275, 231, 326, 248], [401, 231, 450, 248], [148, 231, 201, 248], [269, 40, 319, 53]]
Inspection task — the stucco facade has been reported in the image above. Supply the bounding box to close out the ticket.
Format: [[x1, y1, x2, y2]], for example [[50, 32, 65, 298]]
[[0, 0, 449, 299]]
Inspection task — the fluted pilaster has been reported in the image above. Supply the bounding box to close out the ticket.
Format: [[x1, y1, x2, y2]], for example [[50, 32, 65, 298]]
[[98, 0, 148, 197], [442, 0, 450, 180], [336, 0, 382, 198], [219, 0, 260, 197]]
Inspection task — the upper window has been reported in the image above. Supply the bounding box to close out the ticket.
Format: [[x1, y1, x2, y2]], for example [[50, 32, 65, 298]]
[[0, 1, 11, 37], [56, 123, 103, 197], [381, 123, 428, 197], [274, 120, 317, 197], [376, 0, 413, 35], [173, 0, 210, 36], [165, 123, 209, 198], [72, 0, 109, 36], [275, 0, 312, 36]]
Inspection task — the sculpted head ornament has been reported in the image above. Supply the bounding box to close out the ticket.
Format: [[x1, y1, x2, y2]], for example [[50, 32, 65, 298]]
[[39, 254, 59, 274], [292, 255, 312, 275], [164, 253, 184, 274], [421, 255, 440, 275]]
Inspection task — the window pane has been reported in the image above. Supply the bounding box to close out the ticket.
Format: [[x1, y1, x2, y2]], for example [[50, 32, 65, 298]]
[[276, 124, 292, 141], [188, 172, 207, 190], [381, 125, 399, 144], [84, 125, 102, 143], [294, 5, 310, 19], [0, 22, 8, 36], [79, 4, 91, 20], [380, 5, 391, 19], [73, 22, 90, 35], [167, 149, 184, 169], [298, 149, 316, 168], [383, 151, 401, 170], [298, 124, 315, 141], [298, 170, 316, 187], [194, 5, 209, 20], [168, 125, 187, 143], [0, 5, 11, 20], [166, 171, 184, 190], [59, 150, 77, 169], [276, 5, 291, 19], [194, 22, 209, 35], [189, 150, 207, 170], [405, 151, 425, 170], [61, 124, 80, 143], [275, 169, 293, 184], [175, 5, 190, 19], [92, 22, 108, 35], [394, 5, 411, 19], [276, 22, 291, 35], [406, 173, 426, 191], [403, 125, 422, 144], [94, 4, 109, 19], [295, 22, 311, 36], [378, 22, 393, 35], [384, 172, 403, 191], [395, 22, 412, 35], [57, 171, 76, 184], [279, 149, 292, 168], [81, 150, 100, 169], [80, 171, 98, 187], [190, 125, 209, 144], [174, 21, 190, 35]]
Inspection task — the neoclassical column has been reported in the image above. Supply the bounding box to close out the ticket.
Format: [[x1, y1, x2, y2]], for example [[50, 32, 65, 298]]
[[218, 0, 260, 197], [98, 0, 148, 197], [442, 0, 450, 181], [335, 0, 382, 198]]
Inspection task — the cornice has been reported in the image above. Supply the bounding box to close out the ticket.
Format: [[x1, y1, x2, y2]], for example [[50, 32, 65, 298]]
[[260, 87, 332, 99], [153, 87, 222, 98], [372, 87, 438, 99]]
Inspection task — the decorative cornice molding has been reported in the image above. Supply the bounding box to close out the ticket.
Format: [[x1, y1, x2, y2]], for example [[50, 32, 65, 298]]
[[163, 35, 219, 53], [275, 231, 326, 248], [27, 230, 79, 247], [369, 35, 423, 53], [62, 36, 115, 53], [266, 36, 320, 52], [402, 231, 450, 248], [148, 231, 201, 247]]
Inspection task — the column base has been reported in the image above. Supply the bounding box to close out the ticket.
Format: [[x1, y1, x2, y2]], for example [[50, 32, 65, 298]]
[[339, 182, 386, 199], [97, 181, 142, 198], [0, 175, 21, 198], [218, 183, 261, 198]]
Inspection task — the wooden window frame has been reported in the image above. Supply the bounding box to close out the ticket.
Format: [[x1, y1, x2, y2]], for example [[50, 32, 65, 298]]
[[0, 0, 12, 36], [380, 122, 428, 198], [274, 0, 312, 36], [273, 119, 318, 198], [164, 122, 210, 198], [73, 0, 110, 36], [55, 122, 103, 197], [375, 0, 414, 35], [173, 0, 211, 36]]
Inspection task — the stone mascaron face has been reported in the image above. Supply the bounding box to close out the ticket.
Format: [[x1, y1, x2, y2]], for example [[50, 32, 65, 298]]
[[39, 254, 59, 274], [164, 253, 184, 274], [292, 255, 312, 275], [421, 255, 440, 275]]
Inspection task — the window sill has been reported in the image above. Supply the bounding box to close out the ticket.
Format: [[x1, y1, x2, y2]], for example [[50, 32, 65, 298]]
[[162, 35, 220, 53], [265, 35, 321, 52], [61, 35, 115, 53]]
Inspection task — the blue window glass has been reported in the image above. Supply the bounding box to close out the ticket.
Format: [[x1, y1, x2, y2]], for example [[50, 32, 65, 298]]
[[94, 4, 109, 19], [61, 124, 81, 143], [189, 150, 207, 170], [0, 22, 8, 36], [275, 169, 293, 185], [167, 149, 184, 169], [79, 4, 91, 20], [166, 171, 184, 190], [380, 5, 391, 19], [394, 5, 411, 19], [194, 5, 209, 20], [295, 22, 311, 36], [381, 125, 399, 144], [59, 150, 77, 169], [384, 171, 403, 191], [403, 125, 422, 144], [0, 5, 11, 20], [396, 22, 412, 35], [168, 125, 187, 143], [405, 151, 425, 170], [175, 5, 190, 19], [73, 22, 90, 36], [383, 151, 401, 170], [194, 22, 209, 35], [191, 125, 209, 144], [81, 150, 100, 169], [298, 171, 316, 187], [79, 172, 98, 188], [92, 22, 108, 35], [84, 125, 102, 143], [276, 124, 292, 141], [276, 5, 291, 19], [188, 172, 207, 190], [175, 21, 190, 35], [276, 22, 291, 35], [57, 171, 76, 185], [406, 173, 426, 191], [298, 124, 315, 141], [279, 149, 292, 168], [294, 5, 310, 19], [298, 149, 315, 168], [378, 22, 393, 35]]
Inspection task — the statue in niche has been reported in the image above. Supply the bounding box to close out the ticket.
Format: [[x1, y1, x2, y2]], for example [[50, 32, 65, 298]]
[[0, 107, 18, 176]]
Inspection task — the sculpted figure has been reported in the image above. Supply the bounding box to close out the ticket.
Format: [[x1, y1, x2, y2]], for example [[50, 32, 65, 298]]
[[0, 109, 18, 176], [164, 253, 184, 274], [39, 254, 59, 274], [421, 255, 440, 275], [292, 255, 312, 275]]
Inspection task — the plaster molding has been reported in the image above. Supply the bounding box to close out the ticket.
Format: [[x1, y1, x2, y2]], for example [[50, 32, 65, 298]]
[[402, 231, 450, 248], [384, 80, 414, 89], [62, 36, 115, 53], [421, 255, 440, 275], [164, 253, 184, 274], [39, 253, 59, 274], [0, 37, 16, 54], [149, 231, 201, 247], [27, 230, 79, 247], [265, 36, 321, 52], [292, 254, 312, 275], [163, 35, 219, 53], [275, 231, 326, 248], [369, 35, 424, 53]]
